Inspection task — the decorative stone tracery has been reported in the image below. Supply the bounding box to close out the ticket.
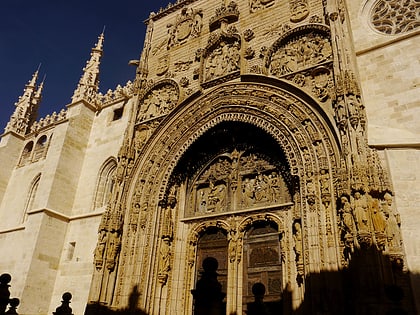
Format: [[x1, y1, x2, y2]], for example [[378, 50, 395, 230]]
[[371, 0, 420, 35]]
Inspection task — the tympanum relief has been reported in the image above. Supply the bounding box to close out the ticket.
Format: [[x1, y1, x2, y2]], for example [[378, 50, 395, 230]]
[[136, 81, 179, 122], [187, 150, 291, 217], [267, 30, 332, 76], [203, 35, 241, 85]]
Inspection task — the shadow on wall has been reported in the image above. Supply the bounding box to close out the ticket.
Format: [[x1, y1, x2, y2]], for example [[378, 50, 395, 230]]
[[83, 246, 417, 315], [84, 285, 148, 315]]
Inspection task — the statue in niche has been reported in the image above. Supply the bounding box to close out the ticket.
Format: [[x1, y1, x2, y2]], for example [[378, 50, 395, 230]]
[[130, 202, 141, 232], [204, 39, 241, 82], [94, 229, 108, 269], [105, 231, 121, 271], [134, 127, 149, 153], [289, 0, 309, 23], [293, 221, 303, 264], [333, 94, 347, 129], [158, 236, 172, 284], [352, 191, 370, 233], [371, 199, 387, 234], [339, 195, 355, 235], [382, 192, 401, 249]]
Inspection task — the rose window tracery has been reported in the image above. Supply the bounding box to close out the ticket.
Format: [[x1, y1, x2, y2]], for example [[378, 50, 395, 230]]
[[371, 0, 420, 35]]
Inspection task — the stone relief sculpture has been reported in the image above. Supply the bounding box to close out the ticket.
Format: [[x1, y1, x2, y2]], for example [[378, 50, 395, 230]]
[[289, 0, 309, 23], [371, 0, 420, 35], [189, 150, 291, 217], [203, 37, 241, 82], [137, 82, 179, 122], [209, 1, 240, 31], [167, 7, 203, 49], [337, 189, 403, 258], [249, 0, 276, 13], [268, 30, 332, 77]]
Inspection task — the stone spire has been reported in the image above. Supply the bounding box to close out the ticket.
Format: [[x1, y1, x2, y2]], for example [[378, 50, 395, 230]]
[[5, 68, 43, 136], [71, 32, 104, 106]]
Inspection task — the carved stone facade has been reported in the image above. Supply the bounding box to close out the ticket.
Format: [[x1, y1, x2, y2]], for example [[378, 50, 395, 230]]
[[0, 1, 419, 315]]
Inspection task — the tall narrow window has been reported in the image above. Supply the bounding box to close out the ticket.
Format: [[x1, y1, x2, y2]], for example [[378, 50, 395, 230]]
[[22, 174, 41, 222], [93, 158, 117, 209], [33, 135, 49, 162], [19, 141, 34, 166]]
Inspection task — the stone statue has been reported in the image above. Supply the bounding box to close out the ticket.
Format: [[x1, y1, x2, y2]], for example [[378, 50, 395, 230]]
[[339, 195, 355, 235], [352, 191, 369, 232]]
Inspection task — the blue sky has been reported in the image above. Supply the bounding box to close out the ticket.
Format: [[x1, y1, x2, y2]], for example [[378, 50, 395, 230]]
[[0, 0, 170, 132]]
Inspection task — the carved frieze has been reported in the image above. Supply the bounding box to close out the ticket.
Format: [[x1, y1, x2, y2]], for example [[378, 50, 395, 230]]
[[167, 7, 203, 49], [136, 80, 179, 122]]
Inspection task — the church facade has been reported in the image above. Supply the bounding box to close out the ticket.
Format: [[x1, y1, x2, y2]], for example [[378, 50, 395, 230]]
[[0, 0, 419, 314]]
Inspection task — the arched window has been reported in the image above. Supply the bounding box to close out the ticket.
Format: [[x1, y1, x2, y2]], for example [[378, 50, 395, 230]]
[[19, 141, 34, 166], [33, 135, 49, 162], [93, 158, 117, 209], [22, 174, 41, 222]]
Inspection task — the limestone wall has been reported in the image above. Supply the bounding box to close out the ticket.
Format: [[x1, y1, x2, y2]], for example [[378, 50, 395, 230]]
[[347, 0, 420, 309]]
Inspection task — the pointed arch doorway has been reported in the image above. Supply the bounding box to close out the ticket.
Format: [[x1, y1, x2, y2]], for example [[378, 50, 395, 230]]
[[171, 121, 294, 314]]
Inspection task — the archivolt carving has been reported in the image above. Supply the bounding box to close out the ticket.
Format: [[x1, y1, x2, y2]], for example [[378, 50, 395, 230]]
[[371, 0, 420, 35], [136, 80, 179, 122], [266, 25, 332, 77]]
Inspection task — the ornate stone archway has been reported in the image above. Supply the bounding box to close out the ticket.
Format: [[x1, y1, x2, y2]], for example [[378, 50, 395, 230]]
[[87, 77, 406, 314]]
